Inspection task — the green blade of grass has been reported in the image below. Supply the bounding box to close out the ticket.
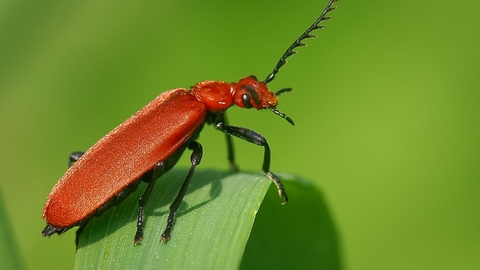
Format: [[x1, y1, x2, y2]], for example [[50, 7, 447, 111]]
[[74, 170, 341, 269], [75, 170, 271, 269], [0, 188, 25, 270]]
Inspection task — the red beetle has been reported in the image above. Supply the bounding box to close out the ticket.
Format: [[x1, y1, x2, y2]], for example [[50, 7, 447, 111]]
[[42, 0, 338, 244]]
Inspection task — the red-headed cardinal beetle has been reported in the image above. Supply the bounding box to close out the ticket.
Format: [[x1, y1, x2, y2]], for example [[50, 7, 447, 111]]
[[42, 0, 338, 244]]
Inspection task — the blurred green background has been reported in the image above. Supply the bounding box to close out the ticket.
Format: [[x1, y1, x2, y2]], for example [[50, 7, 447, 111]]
[[1, 0, 479, 269]]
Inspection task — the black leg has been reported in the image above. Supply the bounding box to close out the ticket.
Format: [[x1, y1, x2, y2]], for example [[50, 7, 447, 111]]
[[133, 161, 166, 244], [75, 224, 85, 249], [161, 141, 203, 242], [226, 133, 238, 171], [223, 114, 239, 172], [68, 151, 84, 167], [214, 120, 288, 204]]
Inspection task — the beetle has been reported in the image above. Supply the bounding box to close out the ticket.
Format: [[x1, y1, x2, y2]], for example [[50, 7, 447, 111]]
[[42, 0, 338, 244]]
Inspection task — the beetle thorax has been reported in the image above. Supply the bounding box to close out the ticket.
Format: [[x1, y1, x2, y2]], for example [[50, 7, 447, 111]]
[[190, 80, 234, 112]]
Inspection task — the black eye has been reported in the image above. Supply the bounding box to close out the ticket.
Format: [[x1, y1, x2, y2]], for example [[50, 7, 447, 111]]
[[242, 94, 253, 108], [241, 84, 261, 106]]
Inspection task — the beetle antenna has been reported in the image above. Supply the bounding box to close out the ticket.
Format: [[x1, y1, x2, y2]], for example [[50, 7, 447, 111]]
[[263, 0, 337, 84], [269, 107, 295, 126], [275, 87, 292, 96]]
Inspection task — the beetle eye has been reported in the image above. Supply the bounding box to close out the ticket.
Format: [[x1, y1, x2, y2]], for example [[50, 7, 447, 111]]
[[242, 94, 253, 108]]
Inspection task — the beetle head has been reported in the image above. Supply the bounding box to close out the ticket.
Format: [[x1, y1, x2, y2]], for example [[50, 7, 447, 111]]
[[233, 76, 294, 125]]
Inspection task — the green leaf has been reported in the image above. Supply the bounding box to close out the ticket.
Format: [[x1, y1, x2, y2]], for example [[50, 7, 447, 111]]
[[74, 170, 341, 269], [241, 174, 343, 270]]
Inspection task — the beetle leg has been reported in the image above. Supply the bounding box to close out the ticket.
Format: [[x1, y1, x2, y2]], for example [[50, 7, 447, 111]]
[[134, 161, 166, 244], [214, 121, 288, 205], [223, 114, 239, 172], [161, 141, 203, 242], [68, 151, 84, 167]]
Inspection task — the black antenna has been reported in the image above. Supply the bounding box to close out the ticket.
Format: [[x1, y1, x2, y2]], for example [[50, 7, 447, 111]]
[[263, 0, 338, 84]]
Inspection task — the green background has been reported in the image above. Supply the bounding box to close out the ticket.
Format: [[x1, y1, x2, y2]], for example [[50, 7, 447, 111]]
[[1, 0, 479, 269]]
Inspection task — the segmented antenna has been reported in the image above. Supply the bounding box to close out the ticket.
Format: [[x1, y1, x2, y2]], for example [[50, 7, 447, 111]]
[[269, 107, 295, 125], [263, 0, 338, 84]]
